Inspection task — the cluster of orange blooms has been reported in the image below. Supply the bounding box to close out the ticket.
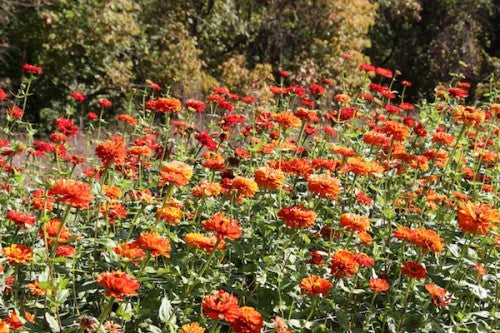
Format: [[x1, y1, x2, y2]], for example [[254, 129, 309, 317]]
[[0, 60, 497, 332]]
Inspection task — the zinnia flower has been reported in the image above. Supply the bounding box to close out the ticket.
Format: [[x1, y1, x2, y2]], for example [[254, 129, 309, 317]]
[[159, 161, 193, 187], [457, 201, 499, 235], [5, 210, 35, 228], [307, 173, 341, 199], [49, 179, 93, 209], [202, 213, 242, 240], [180, 322, 205, 333], [97, 271, 139, 300], [339, 213, 370, 233], [254, 166, 285, 190], [299, 275, 332, 296], [202, 290, 240, 322], [401, 261, 427, 279], [230, 306, 264, 333], [369, 278, 389, 293], [271, 112, 301, 128], [425, 284, 451, 307], [184, 233, 226, 253], [330, 250, 360, 279], [96, 136, 127, 167], [277, 205, 316, 229], [3, 244, 32, 264], [136, 232, 171, 257]]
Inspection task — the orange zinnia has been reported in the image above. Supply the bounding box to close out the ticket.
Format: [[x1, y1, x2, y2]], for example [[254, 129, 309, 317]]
[[156, 200, 183, 225], [229, 177, 258, 199], [339, 213, 370, 233], [97, 271, 140, 300], [393, 227, 444, 253], [40, 218, 71, 244], [3, 244, 32, 264], [96, 136, 127, 167], [457, 201, 499, 235], [230, 306, 264, 333], [254, 166, 285, 190], [425, 284, 451, 307], [277, 205, 316, 229], [369, 278, 389, 293], [192, 180, 223, 198], [159, 161, 193, 187], [202, 290, 240, 322], [202, 213, 242, 240], [0, 319, 8, 333], [136, 231, 171, 257], [307, 173, 341, 199], [49, 179, 93, 209], [184, 233, 226, 253], [330, 250, 360, 279], [271, 111, 301, 128], [114, 242, 146, 262], [299, 275, 333, 296], [452, 105, 485, 127], [180, 323, 205, 333]]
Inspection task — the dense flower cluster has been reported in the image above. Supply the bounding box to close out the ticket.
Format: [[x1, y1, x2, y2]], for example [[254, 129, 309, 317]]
[[0, 61, 497, 332]]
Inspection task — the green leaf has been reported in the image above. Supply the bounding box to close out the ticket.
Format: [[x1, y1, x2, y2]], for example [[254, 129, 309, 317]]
[[45, 312, 61, 332], [159, 296, 175, 325]]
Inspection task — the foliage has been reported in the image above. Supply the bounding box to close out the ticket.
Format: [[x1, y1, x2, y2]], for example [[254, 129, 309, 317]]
[[368, 0, 499, 98]]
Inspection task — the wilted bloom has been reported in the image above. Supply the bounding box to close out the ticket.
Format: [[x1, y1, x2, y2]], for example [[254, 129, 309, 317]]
[[299, 275, 332, 296], [97, 271, 139, 300], [202, 290, 240, 322], [425, 284, 451, 307]]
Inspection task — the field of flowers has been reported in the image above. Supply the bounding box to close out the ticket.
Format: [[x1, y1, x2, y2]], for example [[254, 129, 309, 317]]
[[0, 61, 498, 333]]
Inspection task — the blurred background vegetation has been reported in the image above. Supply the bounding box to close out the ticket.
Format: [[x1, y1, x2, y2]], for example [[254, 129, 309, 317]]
[[0, 0, 498, 126]]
